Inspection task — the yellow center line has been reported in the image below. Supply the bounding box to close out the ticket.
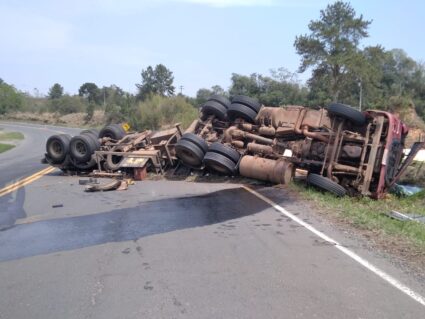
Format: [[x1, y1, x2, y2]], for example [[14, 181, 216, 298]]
[[0, 166, 56, 197]]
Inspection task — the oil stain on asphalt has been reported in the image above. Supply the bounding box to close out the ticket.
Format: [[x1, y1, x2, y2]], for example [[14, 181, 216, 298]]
[[0, 188, 268, 262]]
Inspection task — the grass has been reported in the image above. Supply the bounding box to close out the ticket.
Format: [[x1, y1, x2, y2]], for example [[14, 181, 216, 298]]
[[290, 182, 425, 252], [0, 131, 24, 141], [0, 143, 15, 153]]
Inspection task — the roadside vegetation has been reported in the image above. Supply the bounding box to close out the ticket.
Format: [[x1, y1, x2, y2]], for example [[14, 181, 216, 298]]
[[291, 182, 425, 253], [0, 131, 24, 141], [0, 143, 15, 154], [0, 130, 24, 154]]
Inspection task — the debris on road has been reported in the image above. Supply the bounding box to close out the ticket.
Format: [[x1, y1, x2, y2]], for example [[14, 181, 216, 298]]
[[386, 210, 425, 224], [85, 179, 123, 192]]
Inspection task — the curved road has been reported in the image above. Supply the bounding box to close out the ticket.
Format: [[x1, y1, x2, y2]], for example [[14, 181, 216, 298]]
[[0, 122, 79, 188], [0, 122, 424, 318]]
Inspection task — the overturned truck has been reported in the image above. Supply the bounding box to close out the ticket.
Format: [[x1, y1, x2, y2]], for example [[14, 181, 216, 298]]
[[175, 95, 423, 198], [43, 95, 423, 198]]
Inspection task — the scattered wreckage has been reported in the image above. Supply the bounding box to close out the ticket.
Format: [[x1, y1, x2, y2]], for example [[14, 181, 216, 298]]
[[42, 95, 423, 198]]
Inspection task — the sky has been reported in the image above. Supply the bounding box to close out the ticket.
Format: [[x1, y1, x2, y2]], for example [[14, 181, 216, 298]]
[[1, 0, 424, 97]]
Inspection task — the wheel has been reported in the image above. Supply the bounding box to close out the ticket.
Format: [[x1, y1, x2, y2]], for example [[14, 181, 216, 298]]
[[181, 133, 208, 154], [99, 124, 126, 140], [69, 134, 97, 163], [175, 139, 205, 168], [307, 173, 346, 197], [80, 129, 101, 148], [207, 95, 230, 109], [203, 152, 237, 175], [327, 103, 365, 126], [46, 134, 71, 164], [70, 156, 96, 170], [80, 129, 100, 137], [201, 100, 227, 121], [227, 103, 257, 123], [231, 95, 261, 113], [208, 142, 240, 164], [105, 146, 125, 171]]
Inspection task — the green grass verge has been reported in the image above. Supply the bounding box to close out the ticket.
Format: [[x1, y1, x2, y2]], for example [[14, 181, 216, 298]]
[[0, 143, 15, 153], [290, 182, 425, 251], [0, 131, 24, 141]]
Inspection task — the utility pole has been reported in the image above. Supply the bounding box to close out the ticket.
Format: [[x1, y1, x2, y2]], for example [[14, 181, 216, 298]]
[[358, 78, 362, 111], [179, 85, 184, 95]]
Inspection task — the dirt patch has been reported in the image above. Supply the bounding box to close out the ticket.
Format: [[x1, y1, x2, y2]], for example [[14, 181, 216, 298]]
[[1, 110, 106, 128]]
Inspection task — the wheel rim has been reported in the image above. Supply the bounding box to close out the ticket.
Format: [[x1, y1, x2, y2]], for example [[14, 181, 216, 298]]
[[75, 141, 87, 156], [50, 140, 63, 157]]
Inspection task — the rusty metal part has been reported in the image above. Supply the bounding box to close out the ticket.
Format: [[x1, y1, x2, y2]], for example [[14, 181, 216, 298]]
[[85, 179, 122, 192], [256, 106, 303, 129], [231, 140, 244, 149], [258, 126, 276, 136], [341, 144, 362, 159], [301, 126, 329, 142], [326, 121, 344, 181], [302, 108, 332, 129], [360, 116, 384, 195], [240, 123, 255, 131], [247, 143, 273, 155], [239, 155, 294, 184], [184, 119, 199, 134], [333, 163, 360, 173], [231, 129, 274, 145]]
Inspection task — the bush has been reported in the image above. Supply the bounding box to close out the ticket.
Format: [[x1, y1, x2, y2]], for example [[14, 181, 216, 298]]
[[0, 83, 24, 114], [133, 95, 198, 130], [47, 95, 85, 115]]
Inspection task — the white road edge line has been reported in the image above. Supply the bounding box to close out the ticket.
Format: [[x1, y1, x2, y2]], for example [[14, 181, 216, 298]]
[[242, 185, 425, 307]]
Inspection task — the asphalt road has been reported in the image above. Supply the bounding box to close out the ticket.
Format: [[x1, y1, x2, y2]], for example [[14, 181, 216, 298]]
[[0, 122, 424, 318], [0, 122, 78, 189]]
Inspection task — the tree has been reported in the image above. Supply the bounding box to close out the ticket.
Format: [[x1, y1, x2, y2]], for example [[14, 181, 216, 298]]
[[229, 72, 308, 107], [79, 82, 101, 122], [0, 81, 24, 114], [294, 1, 371, 103], [78, 82, 101, 104], [136, 64, 175, 100], [195, 85, 227, 106], [48, 83, 64, 100]]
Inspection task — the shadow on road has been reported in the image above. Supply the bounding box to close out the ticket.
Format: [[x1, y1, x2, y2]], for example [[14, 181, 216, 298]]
[[0, 188, 269, 262]]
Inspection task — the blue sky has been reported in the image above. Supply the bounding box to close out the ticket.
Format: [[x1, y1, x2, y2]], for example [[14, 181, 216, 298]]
[[1, 0, 424, 97]]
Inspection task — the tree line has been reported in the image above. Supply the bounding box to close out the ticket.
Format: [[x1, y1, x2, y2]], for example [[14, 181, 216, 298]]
[[1, 1, 424, 129]]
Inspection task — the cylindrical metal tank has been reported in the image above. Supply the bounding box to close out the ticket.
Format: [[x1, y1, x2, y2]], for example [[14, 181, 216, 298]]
[[239, 155, 294, 184]]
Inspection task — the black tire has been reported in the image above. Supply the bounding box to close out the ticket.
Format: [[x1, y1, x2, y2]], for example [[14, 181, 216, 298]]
[[203, 152, 237, 175], [80, 130, 101, 148], [46, 134, 71, 164], [201, 100, 227, 121], [69, 134, 97, 163], [81, 128, 99, 137], [99, 124, 126, 140], [207, 95, 230, 109], [327, 103, 365, 126], [227, 103, 257, 123], [175, 139, 205, 168], [307, 173, 346, 197], [208, 143, 240, 164], [231, 95, 261, 113], [105, 147, 125, 171], [70, 156, 96, 170], [181, 133, 208, 154]]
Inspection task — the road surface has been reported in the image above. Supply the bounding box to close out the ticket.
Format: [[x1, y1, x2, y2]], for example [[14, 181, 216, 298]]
[[0, 122, 424, 318]]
